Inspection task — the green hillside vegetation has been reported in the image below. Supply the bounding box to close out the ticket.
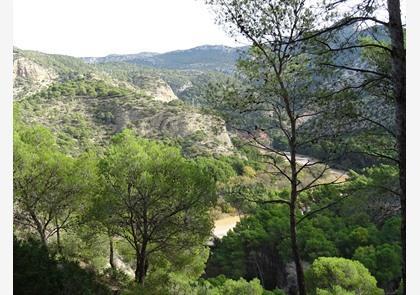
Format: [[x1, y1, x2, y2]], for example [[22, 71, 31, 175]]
[[95, 61, 236, 107], [14, 47, 95, 76], [16, 74, 234, 156]]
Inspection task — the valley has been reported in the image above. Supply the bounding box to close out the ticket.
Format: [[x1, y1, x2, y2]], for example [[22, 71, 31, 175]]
[[13, 6, 403, 293]]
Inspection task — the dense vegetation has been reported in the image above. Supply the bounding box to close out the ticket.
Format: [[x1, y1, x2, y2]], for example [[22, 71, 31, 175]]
[[13, 115, 402, 294], [13, 0, 404, 294], [206, 183, 401, 293]]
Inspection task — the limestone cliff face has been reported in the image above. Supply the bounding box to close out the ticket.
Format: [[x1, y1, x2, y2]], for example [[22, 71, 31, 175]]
[[135, 111, 234, 155], [97, 98, 234, 155], [143, 78, 179, 103], [13, 55, 58, 98]]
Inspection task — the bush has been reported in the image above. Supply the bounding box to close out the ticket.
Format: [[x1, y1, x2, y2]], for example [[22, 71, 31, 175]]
[[306, 257, 384, 295], [14, 237, 111, 295], [194, 276, 265, 295]]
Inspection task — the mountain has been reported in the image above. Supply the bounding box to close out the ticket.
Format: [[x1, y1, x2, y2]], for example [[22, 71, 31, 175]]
[[83, 52, 159, 64], [13, 47, 235, 156], [82, 45, 247, 73]]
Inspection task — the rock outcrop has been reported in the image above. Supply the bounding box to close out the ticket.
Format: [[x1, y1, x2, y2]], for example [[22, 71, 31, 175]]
[[143, 78, 179, 103], [13, 55, 58, 99]]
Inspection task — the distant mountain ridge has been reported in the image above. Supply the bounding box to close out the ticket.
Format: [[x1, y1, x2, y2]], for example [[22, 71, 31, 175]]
[[83, 52, 160, 64], [82, 45, 247, 73]]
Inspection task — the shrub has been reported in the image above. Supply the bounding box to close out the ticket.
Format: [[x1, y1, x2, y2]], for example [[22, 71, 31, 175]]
[[306, 257, 384, 295]]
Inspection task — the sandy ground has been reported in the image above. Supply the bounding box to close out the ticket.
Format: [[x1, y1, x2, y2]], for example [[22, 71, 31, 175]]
[[213, 215, 241, 239]]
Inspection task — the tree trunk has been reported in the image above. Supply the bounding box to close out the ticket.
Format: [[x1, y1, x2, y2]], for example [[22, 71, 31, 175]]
[[39, 229, 48, 250], [29, 211, 48, 249], [290, 202, 306, 295], [56, 226, 62, 255], [135, 243, 148, 286], [55, 217, 62, 255], [387, 0, 406, 292], [290, 128, 307, 295], [109, 235, 115, 270]]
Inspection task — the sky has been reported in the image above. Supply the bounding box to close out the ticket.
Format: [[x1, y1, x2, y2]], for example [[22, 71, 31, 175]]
[[13, 0, 242, 57], [14, 0, 406, 58]]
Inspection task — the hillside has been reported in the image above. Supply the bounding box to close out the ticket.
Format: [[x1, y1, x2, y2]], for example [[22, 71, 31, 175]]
[[13, 48, 235, 156], [94, 62, 236, 107]]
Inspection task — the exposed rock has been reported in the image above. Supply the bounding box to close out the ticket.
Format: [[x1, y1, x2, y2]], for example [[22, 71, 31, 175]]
[[13, 55, 58, 99], [136, 110, 234, 155], [113, 254, 135, 278], [143, 78, 179, 102]]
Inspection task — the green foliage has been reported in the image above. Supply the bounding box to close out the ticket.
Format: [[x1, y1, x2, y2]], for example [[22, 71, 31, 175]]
[[16, 47, 94, 76], [217, 155, 247, 175], [100, 267, 132, 290], [215, 277, 264, 294], [194, 276, 265, 295], [96, 130, 217, 282], [14, 236, 111, 295], [207, 175, 402, 291], [14, 123, 95, 247], [206, 204, 292, 289], [32, 78, 131, 100], [298, 226, 338, 262], [125, 247, 210, 294], [306, 257, 384, 295], [343, 165, 400, 226], [315, 285, 356, 295], [195, 156, 236, 182], [353, 243, 401, 287], [58, 226, 110, 271]]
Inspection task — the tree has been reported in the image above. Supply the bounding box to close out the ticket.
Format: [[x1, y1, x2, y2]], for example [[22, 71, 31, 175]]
[[353, 243, 401, 290], [345, 165, 400, 226], [207, 178, 402, 291], [304, 0, 406, 288], [204, 1, 348, 293], [306, 257, 384, 295], [194, 276, 267, 295], [97, 130, 217, 285], [206, 204, 291, 290], [14, 236, 111, 295], [216, 277, 264, 295], [131, 246, 211, 294], [206, 202, 342, 292], [194, 156, 237, 183], [78, 154, 120, 270], [13, 124, 92, 252]]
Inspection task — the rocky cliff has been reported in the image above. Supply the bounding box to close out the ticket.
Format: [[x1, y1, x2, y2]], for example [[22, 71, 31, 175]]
[[13, 53, 58, 99]]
